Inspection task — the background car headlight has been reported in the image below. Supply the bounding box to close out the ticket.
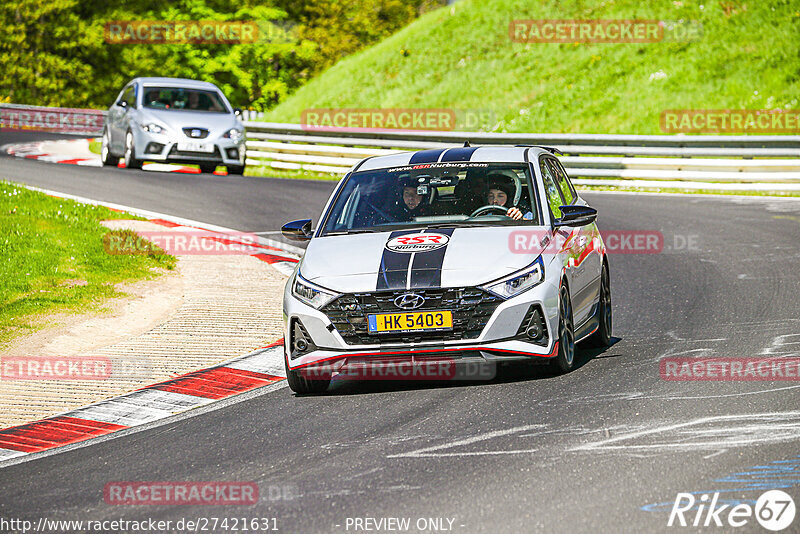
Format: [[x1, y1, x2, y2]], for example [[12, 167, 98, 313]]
[[223, 128, 243, 143], [292, 273, 339, 309], [483, 256, 545, 299], [142, 123, 166, 134]]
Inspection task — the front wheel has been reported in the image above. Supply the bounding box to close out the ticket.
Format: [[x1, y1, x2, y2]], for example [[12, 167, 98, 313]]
[[100, 129, 117, 166], [124, 131, 142, 170], [551, 284, 576, 373], [585, 263, 612, 347], [285, 359, 330, 394], [199, 163, 218, 173], [227, 165, 245, 175]]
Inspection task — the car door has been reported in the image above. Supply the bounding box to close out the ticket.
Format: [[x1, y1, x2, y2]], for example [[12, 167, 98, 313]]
[[539, 156, 594, 326], [109, 84, 135, 152], [551, 157, 602, 320]]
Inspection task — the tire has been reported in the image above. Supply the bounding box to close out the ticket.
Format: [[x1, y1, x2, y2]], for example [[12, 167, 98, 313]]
[[100, 128, 117, 166], [199, 163, 218, 173], [285, 358, 330, 394], [227, 164, 245, 175], [123, 131, 142, 170], [585, 262, 612, 348], [551, 284, 576, 373]]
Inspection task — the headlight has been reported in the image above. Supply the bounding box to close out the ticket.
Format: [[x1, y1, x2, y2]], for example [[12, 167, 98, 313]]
[[142, 123, 166, 134], [292, 273, 339, 309], [223, 128, 243, 143], [483, 256, 545, 299]]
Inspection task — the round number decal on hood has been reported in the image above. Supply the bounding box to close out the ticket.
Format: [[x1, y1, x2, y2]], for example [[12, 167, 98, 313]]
[[385, 233, 450, 253]]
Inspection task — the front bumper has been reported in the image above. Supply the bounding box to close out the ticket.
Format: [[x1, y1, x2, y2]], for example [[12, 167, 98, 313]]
[[283, 277, 561, 375], [131, 128, 245, 166]]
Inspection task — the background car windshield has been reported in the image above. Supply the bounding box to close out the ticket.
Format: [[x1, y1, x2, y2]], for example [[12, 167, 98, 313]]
[[320, 163, 539, 235], [142, 87, 228, 113]]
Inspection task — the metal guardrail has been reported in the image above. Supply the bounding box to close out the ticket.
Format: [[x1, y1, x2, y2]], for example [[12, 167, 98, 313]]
[[242, 121, 800, 182], [3, 103, 799, 184]]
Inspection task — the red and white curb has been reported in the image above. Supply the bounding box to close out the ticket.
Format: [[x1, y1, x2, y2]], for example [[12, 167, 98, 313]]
[[0, 187, 303, 463], [0, 341, 286, 461], [4, 138, 225, 174]]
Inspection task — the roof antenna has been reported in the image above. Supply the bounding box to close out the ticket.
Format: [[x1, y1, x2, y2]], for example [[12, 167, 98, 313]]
[[463, 140, 471, 147]]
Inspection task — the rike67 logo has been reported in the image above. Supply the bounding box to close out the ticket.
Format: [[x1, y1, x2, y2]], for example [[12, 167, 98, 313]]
[[668, 490, 796, 531]]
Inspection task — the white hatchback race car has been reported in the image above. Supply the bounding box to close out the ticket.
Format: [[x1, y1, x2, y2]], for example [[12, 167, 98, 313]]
[[281, 145, 612, 393]]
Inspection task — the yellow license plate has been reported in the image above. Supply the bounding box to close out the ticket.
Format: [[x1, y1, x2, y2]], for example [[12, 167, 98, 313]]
[[368, 311, 453, 334]]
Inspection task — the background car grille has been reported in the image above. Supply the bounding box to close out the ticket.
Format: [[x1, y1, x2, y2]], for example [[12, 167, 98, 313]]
[[183, 127, 210, 139], [168, 145, 221, 160], [321, 287, 502, 345]]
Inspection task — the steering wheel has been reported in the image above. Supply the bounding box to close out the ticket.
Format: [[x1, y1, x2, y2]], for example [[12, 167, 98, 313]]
[[470, 205, 510, 217]]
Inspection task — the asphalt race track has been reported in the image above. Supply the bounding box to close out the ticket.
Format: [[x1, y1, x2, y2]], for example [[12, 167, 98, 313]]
[[2, 131, 800, 533]]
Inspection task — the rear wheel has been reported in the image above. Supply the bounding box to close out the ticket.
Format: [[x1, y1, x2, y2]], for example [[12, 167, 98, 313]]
[[285, 358, 330, 394], [124, 131, 142, 169], [551, 284, 575, 373], [585, 263, 612, 347], [100, 128, 117, 166]]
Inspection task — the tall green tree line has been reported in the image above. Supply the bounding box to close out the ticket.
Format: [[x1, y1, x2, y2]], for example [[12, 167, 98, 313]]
[[0, 0, 443, 110]]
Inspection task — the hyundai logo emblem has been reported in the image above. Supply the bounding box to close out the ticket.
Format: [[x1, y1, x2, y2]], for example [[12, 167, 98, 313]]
[[191, 129, 202, 137], [394, 293, 425, 310]]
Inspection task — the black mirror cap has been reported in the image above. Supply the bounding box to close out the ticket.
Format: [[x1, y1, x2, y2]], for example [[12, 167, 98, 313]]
[[554, 205, 597, 227], [282, 219, 313, 241], [116, 100, 128, 108], [234, 107, 243, 117]]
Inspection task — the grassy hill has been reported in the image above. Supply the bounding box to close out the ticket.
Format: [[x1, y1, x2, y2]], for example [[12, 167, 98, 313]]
[[262, 0, 800, 134]]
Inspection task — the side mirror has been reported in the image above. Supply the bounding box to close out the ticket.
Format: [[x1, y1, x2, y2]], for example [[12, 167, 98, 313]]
[[281, 219, 313, 241], [554, 205, 597, 227], [116, 100, 128, 109], [234, 107, 242, 117]]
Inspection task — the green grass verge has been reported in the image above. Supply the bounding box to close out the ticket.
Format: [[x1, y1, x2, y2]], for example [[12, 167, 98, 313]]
[[88, 139, 101, 155], [0, 182, 176, 346], [244, 165, 341, 181], [262, 0, 800, 134]]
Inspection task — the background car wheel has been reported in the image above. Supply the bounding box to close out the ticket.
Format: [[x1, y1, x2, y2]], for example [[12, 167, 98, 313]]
[[227, 165, 245, 175], [285, 358, 330, 394], [551, 284, 576, 373], [124, 131, 142, 170], [585, 263, 612, 348], [199, 163, 218, 173], [100, 129, 117, 166]]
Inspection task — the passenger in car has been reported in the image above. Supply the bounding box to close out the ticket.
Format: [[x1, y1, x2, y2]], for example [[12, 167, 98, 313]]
[[486, 171, 532, 221]]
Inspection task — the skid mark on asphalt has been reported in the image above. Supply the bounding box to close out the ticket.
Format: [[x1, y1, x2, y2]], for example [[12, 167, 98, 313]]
[[387, 425, 544, 458], [571, 412, 800, 453]]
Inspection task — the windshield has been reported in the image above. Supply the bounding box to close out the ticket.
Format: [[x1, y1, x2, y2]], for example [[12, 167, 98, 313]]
[[319, 162, 540, 236], [142, 87, 229, 113]]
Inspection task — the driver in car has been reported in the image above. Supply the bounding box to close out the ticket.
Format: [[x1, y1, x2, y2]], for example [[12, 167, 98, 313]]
[[485, 170, 531, 221], [388, 179, 430, 220]]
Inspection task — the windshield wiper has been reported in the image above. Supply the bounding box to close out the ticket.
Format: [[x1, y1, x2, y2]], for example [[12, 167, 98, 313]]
[[324, 229, 380, 236]]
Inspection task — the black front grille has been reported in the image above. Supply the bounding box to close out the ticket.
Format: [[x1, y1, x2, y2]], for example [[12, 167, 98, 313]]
[[168, 145, 221, 160], [321, 287, 502, 345]]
